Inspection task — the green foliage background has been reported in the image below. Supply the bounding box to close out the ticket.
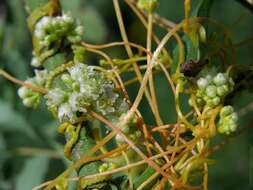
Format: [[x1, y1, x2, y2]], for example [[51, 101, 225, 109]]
[[0, 0, 252, 189]]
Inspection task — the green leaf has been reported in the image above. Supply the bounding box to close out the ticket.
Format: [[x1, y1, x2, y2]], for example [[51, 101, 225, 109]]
[[44, 53, 67, 71], [80, 7, 107, 43], [0, 100, 36, 138], [15, 156, 49, 190]]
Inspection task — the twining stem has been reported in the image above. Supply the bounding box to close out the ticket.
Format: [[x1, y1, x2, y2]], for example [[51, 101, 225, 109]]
[[82, 41, 152, 57], [40, 131, 117, 190], [147, 12, 163, 126], [0, 69, 48, 94], [112, 0, 162, 126], [121, 21, 185, 127], [126, 0, 176, 29], [89, 110, 175, 181], [44, 143, 127, 190], [203, 162, 208, 190], [69, 142, 192, 182], [175, 83, 194, 130]]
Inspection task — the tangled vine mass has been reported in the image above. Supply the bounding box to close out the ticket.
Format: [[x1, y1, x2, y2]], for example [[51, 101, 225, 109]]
[[1, 0, 253, 189]]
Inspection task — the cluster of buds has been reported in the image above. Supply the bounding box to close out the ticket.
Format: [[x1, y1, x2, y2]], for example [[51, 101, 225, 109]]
[[195, 73, 234, 108], [18, 70, 48, 107], [34, 13, 83, 49], [30, 13, 84, 68], [217, 105, 238, 135], [45, 63, 129, 123]]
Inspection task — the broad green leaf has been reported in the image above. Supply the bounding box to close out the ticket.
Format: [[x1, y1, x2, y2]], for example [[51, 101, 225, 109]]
[[0, 100, 35, 138], [7, 0, 30, 52], [3, 51, 30, 79], [61, 1, 107, 43], [81, 7, 107, 43], [44, 53, 67, 71], [15, 156, 49, 190]]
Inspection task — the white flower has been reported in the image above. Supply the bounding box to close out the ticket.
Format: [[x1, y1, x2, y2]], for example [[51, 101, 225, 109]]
[[34, 16, 51, 39], [205, 85, 217, 98], [213, 73, 227, 86], [31, 57, 41, 67], [68, 92, 87, 113], [58, 103, 76, 122], [197, 78, 209, 89], [68, 63, 86, 82], [75, 26, 84, 35], [62, 13, 74, 24], [34, 69, 48, 85], [46, 88, 66, 107]]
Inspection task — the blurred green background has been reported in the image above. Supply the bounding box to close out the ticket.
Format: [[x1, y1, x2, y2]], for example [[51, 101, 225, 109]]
[[0, 0, 253, 189]]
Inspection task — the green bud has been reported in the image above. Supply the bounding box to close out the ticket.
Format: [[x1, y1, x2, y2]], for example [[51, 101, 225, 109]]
[[230, 112, 238, 122], [188, 98, 193, 106], [212, 97, 221, 106], [137, 0, 158, 13], [18, 87, 30, 99], [75, 26, 84, 36], [213, 73, 227, 86], [220, 105, 234, 117], [31, 57, 41, 67], [196, 97, 205, 106], [197, 78, 208, 90], [217, 86, 227, 96], [23, 95, 40, 108], [198, 26, 206, 43], [99, 162, 117, 173], [205, 85, 217, 98], [61, 74, 73, 85]]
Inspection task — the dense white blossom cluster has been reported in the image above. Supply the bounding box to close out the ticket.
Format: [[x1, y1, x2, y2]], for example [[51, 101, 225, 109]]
[[45, 63, 129, 123]]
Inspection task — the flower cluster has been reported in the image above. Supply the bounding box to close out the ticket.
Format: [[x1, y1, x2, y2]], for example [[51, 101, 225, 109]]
[[45, 63, 129, 123], [195, 73, 234, 108], [217, 105, 238, 135], [18, 70, 48, 107], [34, 13, 83, 50]]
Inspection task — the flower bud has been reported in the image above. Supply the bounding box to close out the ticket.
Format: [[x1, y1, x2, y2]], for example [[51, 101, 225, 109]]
[[220, 105, 234, 117], [212, 97, 221, 106], [137, 0, 158, 13], [213, 73, 227, 86], [217, 105, 238, 135], [205, 85, 217, 98], [31, 57, 41, 67], [197, 78, 208, 89], [18, 87, 30, 99], [23, 95, 40, 108]]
